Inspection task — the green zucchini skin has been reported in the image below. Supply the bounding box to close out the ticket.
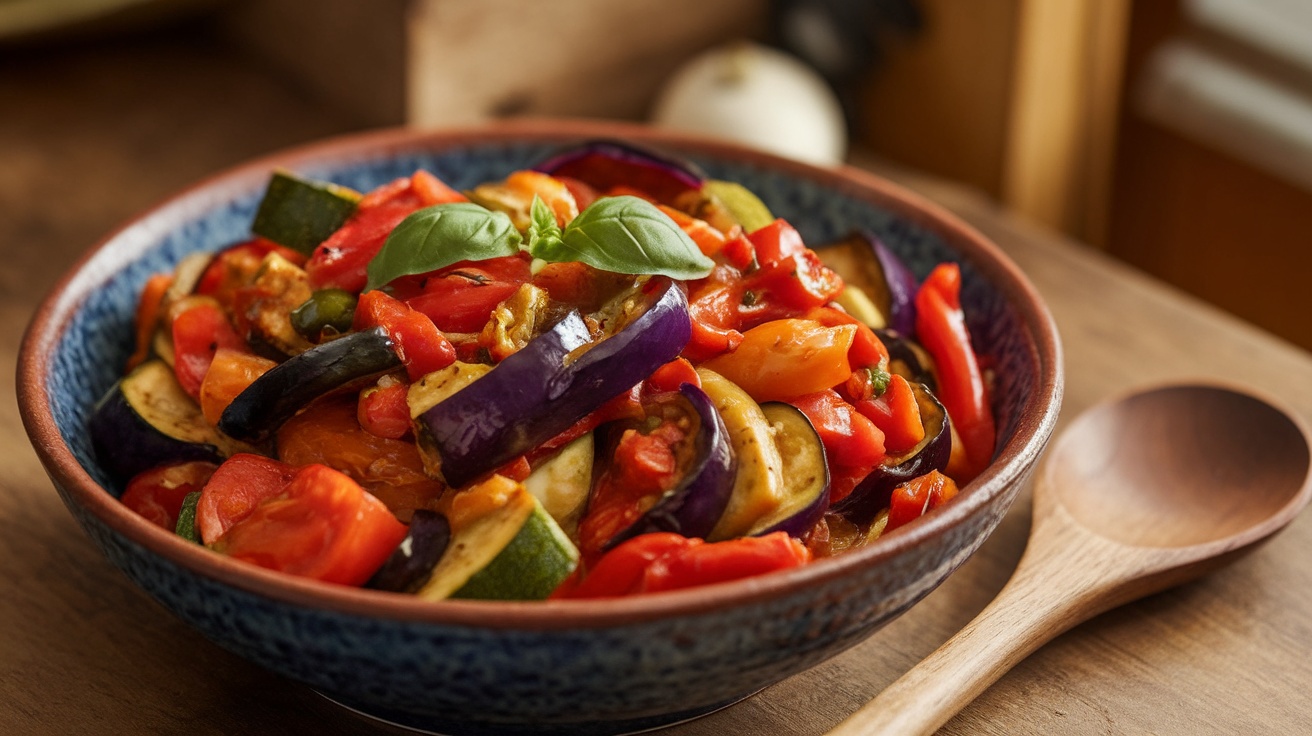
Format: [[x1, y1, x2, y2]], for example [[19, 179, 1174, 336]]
[[218, 326, 402, 444], [250, 170, 360, 255], [89, 361, 226, 486]]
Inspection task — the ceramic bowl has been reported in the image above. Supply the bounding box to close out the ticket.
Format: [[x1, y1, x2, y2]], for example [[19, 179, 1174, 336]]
[[18, 120, 1063, 735]]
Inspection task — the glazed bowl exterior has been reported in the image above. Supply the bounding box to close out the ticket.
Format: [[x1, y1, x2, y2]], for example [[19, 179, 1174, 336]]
[[18, 119, 1063, 735]]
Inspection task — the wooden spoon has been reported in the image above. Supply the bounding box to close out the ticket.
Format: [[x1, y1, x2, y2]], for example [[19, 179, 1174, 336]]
[[829, 383, 1312, 736]]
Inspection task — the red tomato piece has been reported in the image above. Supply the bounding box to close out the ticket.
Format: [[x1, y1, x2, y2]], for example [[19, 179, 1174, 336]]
[[171, 300, 248, 399], [747, 218, 806, 266], [644, 357, 701, 394], [788, 390, 886, 502], [195, 453, 300, 545], [357, 381, 412, 440], [553, 531, 811, 598], [353, 290, 456, 381], [391, 255, 531, 334], [214, 464, 408, 586], [576, 421, 686, 563], [120, 461, 219, 530], [886, 470, 960, 531], [743, 249, 844, 314]]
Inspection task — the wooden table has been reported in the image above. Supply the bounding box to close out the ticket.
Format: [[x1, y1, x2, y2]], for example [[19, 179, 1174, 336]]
[[5, 29, 1311, 736]]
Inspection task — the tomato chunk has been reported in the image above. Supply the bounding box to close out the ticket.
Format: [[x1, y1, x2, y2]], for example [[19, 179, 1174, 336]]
[[553, 531, 811, 598], [887, 470, 960, 531], [196, 453, 300, 545], [214, 464, 408, 586], [121, 461, 219, 530]]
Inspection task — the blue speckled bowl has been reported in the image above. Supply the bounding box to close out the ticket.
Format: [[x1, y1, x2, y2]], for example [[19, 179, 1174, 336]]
[[18, 120, 1062, 735]]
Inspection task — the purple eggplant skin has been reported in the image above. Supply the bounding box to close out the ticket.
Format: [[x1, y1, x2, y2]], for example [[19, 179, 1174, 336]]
[[831, 381, 953, 523], [219, 326, 401, 444], [419, 279, 692, 489], [533, 139, 706, 204], [89, 375, 223, 486], [366, 510, 451, 594], [747, 403, 831, 538], [875, 328, 937, 394], [866, 232, 919, 336], [600, 383, 737, 550]]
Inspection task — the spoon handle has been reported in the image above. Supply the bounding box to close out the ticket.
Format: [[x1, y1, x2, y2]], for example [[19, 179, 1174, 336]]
[[827, 527, 1124, 736]]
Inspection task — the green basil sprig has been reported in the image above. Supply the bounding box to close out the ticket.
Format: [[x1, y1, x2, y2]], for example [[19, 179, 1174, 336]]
[[364, 203, 522, 291], [527, 195, 714, 280], [366, 194, 715, 291]]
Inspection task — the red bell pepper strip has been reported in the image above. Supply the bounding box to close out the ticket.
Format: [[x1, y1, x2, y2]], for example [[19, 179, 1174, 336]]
[[552, 531, 811, 598], [914, 263, 996, 482], [851, 373, 925, 455], [389, 254, 532, 334], [353, 290, 456, 381], [886, 470, 960, 531], [747, 218, 806, 266], [126, 273, 172, 372]]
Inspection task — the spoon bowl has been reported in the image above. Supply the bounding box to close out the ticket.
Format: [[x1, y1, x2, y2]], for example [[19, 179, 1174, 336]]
[[830, 383, 1312, 736], [1052, 384, 1310, 549]]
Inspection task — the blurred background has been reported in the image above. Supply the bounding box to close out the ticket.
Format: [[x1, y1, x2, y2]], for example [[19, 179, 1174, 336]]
[[3, 0, 1310, 351]]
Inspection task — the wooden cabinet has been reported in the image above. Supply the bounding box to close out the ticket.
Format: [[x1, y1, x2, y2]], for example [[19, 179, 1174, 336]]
[[859, 0, 1312, 352]]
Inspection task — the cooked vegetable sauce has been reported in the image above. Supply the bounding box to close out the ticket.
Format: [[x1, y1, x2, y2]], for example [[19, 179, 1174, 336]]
[[96, 141, 995, 598]]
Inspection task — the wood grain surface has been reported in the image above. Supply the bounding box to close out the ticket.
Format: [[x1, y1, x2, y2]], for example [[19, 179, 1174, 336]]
[[5, 25, 1312, 736]]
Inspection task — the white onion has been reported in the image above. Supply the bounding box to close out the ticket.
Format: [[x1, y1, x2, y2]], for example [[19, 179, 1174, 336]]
[[651, 42, 848, 166]]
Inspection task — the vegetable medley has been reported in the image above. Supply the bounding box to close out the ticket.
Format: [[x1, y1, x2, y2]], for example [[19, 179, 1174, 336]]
[[93, 141, 996, 599]]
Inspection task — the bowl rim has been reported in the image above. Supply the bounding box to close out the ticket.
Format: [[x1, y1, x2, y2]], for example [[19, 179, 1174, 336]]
[[17, 118, 1063, 629]]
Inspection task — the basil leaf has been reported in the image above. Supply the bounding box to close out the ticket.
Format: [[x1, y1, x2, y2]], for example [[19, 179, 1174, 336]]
[[365, 203, 522, 291], [526, 195, 563, 256], [529, 195, 714, 280]]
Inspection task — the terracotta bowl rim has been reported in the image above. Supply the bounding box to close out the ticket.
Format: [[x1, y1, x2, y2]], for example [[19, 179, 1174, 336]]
[[17, 118, 1064, 630]]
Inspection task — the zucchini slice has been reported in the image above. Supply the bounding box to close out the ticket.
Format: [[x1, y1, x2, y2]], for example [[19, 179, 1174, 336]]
[[697, 367, 786, 541], [746, 403, 830, 537], [416, 476, 579, 601], [250, 170, 361, 255], [89, 360, 249, 484]]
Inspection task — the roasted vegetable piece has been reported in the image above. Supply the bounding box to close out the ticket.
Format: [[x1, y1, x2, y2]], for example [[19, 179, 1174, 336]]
[[218, 326, 402, 444], [915, 263, 996, 482], [120, 461, 218, 530], [744, 403, 830, 537], [90, 360, 244, 483], [290, 288, 357, 342], [250, 170, 362, 255], [416, 475, 579, 601], [553, 531, 810, 599], [700, 318, 856, 403], [886, 470, 960, 531], [832, 381, 953, 522], [697, 368, 786, 541], [195, 453, 300, 544], [414, 278, 691, 488], [533, 139, 705, 205], [815, 230, 919, 335], [366, 510, 451, 593], [214, 464, 408, 586], [576, 383, 736, 559]]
